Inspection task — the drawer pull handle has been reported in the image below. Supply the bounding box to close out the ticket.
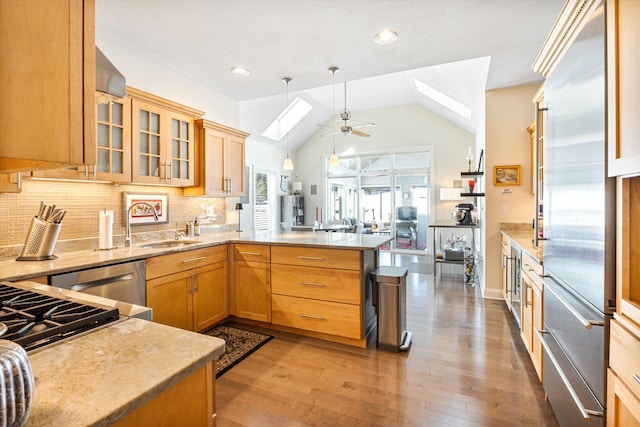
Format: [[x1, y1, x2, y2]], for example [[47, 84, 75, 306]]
[[544, 279, 604, 329], [634, 374, 640, 385], [299, 313, 325, 320], [182, 256, 207, 263], [239, 251, 262, 256], [298, 256, 325, 261], [298, 281, 325, 287]]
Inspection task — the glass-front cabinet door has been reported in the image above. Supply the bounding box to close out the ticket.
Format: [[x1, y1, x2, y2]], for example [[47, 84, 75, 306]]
[[168, 113, 195, 186], [95, 97, 131, 183], [31, 97, 132, 182], [132, 100, 164, 184], [131, 101, 195, 186]]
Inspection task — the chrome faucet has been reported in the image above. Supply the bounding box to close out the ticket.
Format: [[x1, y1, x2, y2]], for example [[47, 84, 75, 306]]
[[124, 202, 159, 247]]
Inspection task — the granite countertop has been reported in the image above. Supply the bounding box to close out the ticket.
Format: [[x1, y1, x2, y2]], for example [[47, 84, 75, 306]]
[[26, 317, 225, 427], [500, 223, 543, 263], [0, 230, 392, 282]]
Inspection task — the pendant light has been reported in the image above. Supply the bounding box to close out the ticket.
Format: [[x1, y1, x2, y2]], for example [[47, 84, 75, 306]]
[[328, 67, 340, 168], [282, 77, 294, 171]]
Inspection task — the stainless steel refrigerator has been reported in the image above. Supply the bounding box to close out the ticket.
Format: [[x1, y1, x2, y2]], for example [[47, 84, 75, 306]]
[[539, 2, 614, 426], [281, 195, 304, 226]]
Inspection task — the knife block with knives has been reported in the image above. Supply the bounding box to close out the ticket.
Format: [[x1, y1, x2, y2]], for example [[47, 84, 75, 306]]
[[16, 202, 67, 261]]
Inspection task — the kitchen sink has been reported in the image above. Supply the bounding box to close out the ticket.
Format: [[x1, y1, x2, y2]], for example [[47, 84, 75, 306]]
[[139, 240, 201, 249]]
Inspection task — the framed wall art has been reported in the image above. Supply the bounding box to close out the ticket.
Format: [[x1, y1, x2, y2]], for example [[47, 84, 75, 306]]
[[122, 192, 169, 225], [493, 165, 521, 186]]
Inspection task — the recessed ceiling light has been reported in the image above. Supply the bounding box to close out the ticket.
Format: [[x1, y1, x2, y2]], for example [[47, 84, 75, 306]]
[[231, 66, 250, 76], [374, 30, 398, 45]]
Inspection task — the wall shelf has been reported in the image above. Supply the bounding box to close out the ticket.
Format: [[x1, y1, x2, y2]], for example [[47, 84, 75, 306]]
[[461, 171, 484, 177], [461, 192, 485, 197]]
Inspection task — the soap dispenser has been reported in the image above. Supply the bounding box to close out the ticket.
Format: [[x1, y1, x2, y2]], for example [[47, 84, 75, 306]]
[[194, 217, 200, 236]]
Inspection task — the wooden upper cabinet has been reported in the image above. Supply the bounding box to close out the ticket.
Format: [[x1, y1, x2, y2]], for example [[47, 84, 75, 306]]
[[607, 0, 640, 177], [0, 0, 96, 174], [185, 120, 248, 197], [129, 88, 203, 186], [32, 96, 132, 182], [94, 97, 132, 182], [0, 173, 22, 193]]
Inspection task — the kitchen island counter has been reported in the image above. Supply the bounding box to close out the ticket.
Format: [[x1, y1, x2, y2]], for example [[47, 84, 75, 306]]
[[26, 317, 225, 427], [0, 231, 392, 282]]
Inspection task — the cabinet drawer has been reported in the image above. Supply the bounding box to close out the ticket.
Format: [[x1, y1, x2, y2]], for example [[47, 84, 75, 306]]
[[610, 319, 640, 401], [501, 235, 511, 252], [271, 246, 360, 270], [521, 251, 544, 291], [522, 250, 543, 277], [272, 294, 360, 339], [146, 245, 227, 279], [271, 265, 360, 304], [234, 244, 270, 262]]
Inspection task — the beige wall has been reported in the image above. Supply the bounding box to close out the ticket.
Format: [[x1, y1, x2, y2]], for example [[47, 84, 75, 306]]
[[0, 179, 227, 248], [484, 84, 539, 299]]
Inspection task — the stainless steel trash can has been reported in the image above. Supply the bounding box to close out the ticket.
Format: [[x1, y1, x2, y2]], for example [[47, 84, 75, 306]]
[[370, 266, 412, 352]]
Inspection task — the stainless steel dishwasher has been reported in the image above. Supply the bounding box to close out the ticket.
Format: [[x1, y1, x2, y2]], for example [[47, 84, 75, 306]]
[[50, 260, 146, 306]]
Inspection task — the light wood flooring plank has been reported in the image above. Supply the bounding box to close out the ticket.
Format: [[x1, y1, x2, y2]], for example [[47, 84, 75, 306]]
[[216, 271, 559, 426]]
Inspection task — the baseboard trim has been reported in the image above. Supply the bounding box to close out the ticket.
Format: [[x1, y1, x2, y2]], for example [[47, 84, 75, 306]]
[[483, 287, 503, 300]]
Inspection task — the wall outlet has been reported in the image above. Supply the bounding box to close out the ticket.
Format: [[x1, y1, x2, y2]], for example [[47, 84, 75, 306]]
[[501, 205, 509, 215]]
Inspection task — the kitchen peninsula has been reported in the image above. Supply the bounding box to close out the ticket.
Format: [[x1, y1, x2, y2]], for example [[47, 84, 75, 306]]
[[0, 231, 391, 425]]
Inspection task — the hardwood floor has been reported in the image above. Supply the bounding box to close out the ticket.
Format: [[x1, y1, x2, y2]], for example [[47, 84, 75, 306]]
[[216, 270, 559, 426]]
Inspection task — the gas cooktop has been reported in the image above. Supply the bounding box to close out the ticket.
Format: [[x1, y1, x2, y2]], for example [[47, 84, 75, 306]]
[[0, 281, 120, 353]]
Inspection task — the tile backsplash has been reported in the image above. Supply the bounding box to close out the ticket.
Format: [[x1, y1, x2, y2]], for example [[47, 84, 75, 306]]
[[0, 179, 229, 248]]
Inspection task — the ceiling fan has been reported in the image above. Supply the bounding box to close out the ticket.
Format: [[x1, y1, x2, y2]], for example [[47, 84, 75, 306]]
[[320, 69, 375, 138]]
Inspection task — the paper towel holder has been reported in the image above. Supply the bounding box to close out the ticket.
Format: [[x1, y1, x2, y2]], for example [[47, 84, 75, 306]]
[[97, 209, 115, 251]]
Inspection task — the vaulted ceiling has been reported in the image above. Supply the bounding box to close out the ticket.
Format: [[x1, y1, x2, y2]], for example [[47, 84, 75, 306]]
[[96, 0, 564, 149]]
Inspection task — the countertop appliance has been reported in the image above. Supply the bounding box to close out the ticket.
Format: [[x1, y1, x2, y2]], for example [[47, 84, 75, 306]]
[[454, 203, 474, 225], [0, 281, 121, 353], [538, 3, 613, 425], [49, 260, 146, 306]]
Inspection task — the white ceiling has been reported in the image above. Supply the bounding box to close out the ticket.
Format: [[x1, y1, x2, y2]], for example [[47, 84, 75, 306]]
[[95, 0, 563, 150]]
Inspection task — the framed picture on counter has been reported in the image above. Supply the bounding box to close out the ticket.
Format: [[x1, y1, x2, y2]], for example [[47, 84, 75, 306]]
[[493, 165, 521, 186], [122, 192, 169, 225]]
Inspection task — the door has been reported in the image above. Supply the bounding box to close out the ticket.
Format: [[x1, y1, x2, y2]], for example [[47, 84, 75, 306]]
[[234, 260, 271, 322], [146, 270, 193, 330], [254, 168, 276, 232], [193, 262, 228, 331]]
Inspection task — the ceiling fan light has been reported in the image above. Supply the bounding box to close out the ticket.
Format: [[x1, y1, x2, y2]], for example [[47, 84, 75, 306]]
[[283, 156, 294, 170], [329, 153, 340, 167], [374, 30, 398, 45], [230, 66, 250, 76]]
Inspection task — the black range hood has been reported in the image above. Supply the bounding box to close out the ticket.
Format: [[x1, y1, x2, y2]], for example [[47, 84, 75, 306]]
[[96, 46, 126, 98]]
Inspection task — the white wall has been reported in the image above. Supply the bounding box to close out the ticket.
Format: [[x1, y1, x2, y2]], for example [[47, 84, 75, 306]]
[[241, 139, 290, 231], [484, 84, 539, 299], [96, 40, 239, 127], [293, 104, 475, 224]]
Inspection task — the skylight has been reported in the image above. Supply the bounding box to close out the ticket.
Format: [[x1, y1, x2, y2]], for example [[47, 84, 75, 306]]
[[413, 79, 472, 120], [262, 97, 312, 141]]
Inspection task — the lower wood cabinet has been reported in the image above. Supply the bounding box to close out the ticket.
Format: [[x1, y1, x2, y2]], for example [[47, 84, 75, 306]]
[[146, 245, 228, 332], [501, 235, 512, 309], [520, 250, 543, 381], [270, 246, 363, 340], [113, 361, 215, 427], [271, 294, 360, 339], [608, 367, 640, 427], [608, 317, 640, 426], [232, 244, 271, 322]]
